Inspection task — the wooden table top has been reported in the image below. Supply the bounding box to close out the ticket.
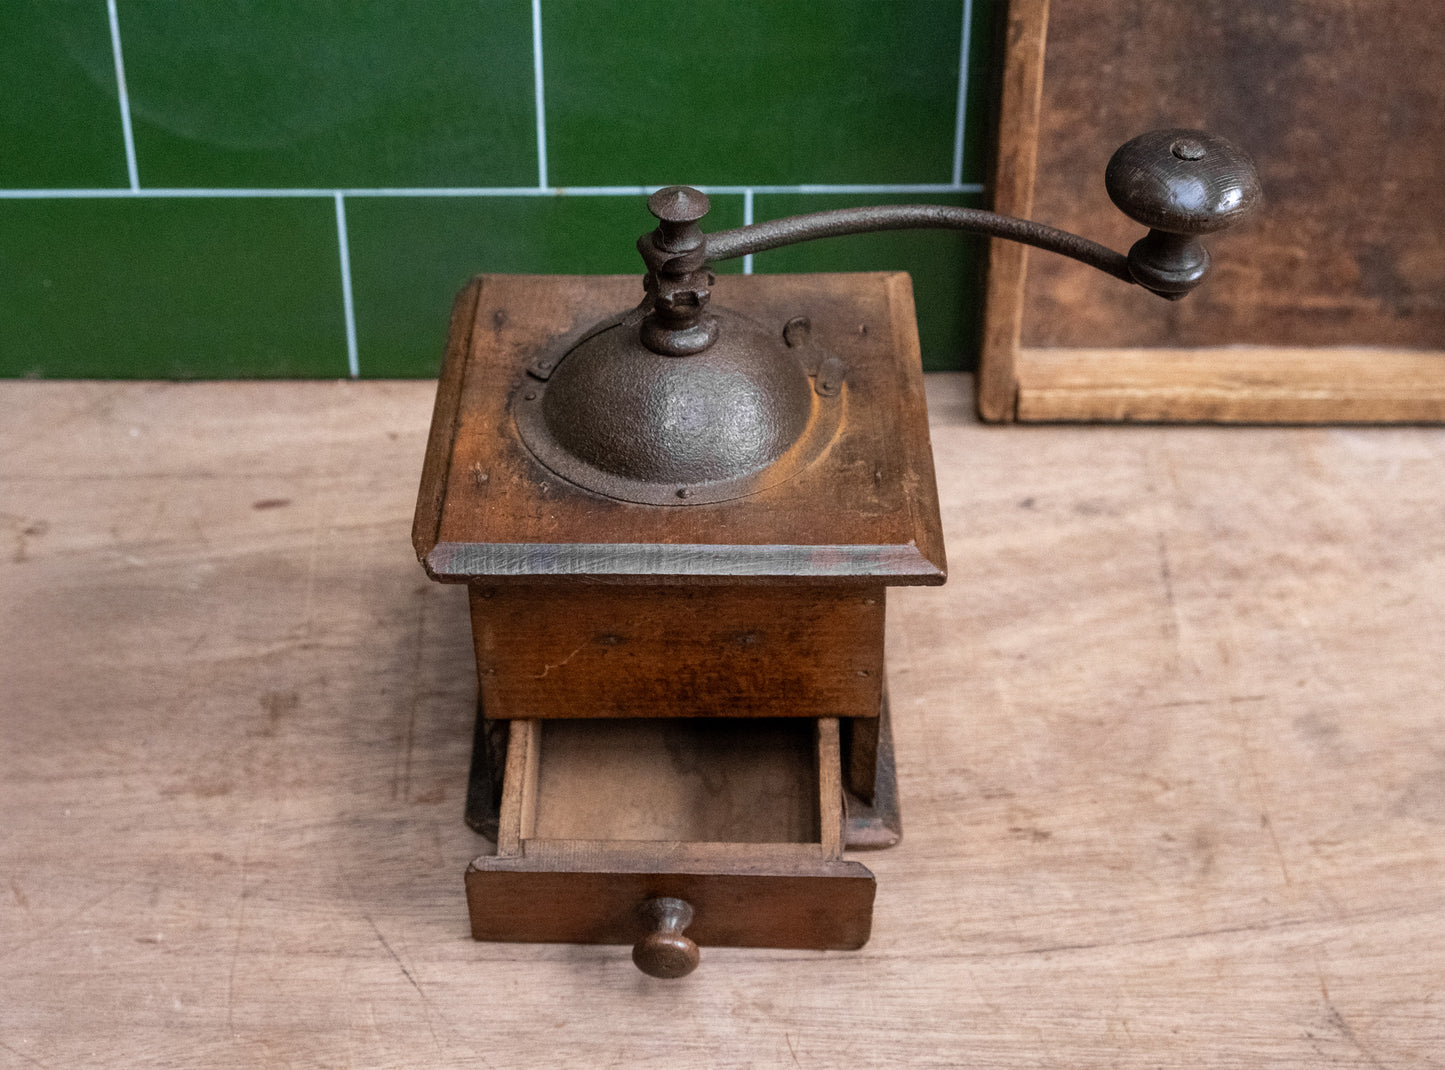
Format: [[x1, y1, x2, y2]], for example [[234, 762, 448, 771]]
[[2, 378, 1441, 1068]]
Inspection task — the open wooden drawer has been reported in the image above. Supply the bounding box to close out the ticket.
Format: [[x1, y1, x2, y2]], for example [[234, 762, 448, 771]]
[[466, 716, 876, 977]]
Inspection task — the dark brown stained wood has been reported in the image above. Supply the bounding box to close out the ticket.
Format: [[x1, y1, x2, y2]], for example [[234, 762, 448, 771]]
[[415, 272, 946, 585], [880, 272, 949, 580], [469, 583, 884, 720], [471, 716, 870, 949], [1022, 0, 1445, 354], [412, 278, 483, 559], [842, 688, 903, 850], [463, 706, 509, 840], [976, 0, 1050, 422], [844, 710, 880, 802], [465, 856, 875, 949]]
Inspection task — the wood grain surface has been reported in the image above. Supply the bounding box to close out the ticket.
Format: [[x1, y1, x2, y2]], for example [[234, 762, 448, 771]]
[[469, 584, 885, 720], [1015, 346, 1445, 423], [978, 0, 1445, 425], [3, 378, 1444, 1067], [977, 0, 1049, 422], [1021, 0, 1445, 352], [518, 718, 825, 844]]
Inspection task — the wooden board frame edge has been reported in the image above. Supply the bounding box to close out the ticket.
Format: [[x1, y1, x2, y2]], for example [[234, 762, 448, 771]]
[[974, 0, 1445, 425], [976, 0, 1049, 423], [1014, 346, 1445, 424]]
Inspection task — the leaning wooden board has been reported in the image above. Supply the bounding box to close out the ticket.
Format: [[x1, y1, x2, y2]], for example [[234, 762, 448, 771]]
[[979, 0, 1445, 422], [2, 379, 1443, 1066]]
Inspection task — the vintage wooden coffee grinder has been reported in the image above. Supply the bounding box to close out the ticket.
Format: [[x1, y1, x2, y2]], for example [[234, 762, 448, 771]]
[[412, 129, 1259, 977]]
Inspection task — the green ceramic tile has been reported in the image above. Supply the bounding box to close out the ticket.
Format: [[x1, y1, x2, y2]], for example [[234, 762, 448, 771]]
[[346, 194, 745, 377], [544, 0, 964, 187], [752, 192, 986, 371], [0, 197, 347, 377], [119, 0, 537, 189], [1, 0, 129, 188]]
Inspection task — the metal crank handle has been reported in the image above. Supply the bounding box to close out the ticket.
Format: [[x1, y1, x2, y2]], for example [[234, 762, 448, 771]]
[[698, 129, 1262, 301]]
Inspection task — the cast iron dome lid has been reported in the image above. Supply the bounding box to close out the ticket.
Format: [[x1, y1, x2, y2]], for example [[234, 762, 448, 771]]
[[513, 185, 846, 507], [513, 303, 844, 507], [543, 308, 811, 485]]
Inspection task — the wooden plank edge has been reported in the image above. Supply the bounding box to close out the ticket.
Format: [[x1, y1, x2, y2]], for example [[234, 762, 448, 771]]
[[425, 541, 947, 586], [884, 272, 949, 585], [817, 718, 843, 861], [511, 840, 833, 870], [411, 277, 483, 562], [495, 719, 537, 857], [1016, 346, 1445, 423], [976, 0, 1051, 423]]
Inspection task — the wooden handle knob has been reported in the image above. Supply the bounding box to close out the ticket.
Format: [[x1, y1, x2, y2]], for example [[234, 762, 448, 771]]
[[1104, 129, 1262, 299], [632, 897, 699, 979], [1105, 129, 1261, 236]]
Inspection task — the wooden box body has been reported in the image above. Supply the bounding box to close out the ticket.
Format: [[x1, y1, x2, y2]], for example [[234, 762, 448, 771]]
[[413, 271, 946, 722], [470, 582, 885, 720], [412, 271, 944, 958]]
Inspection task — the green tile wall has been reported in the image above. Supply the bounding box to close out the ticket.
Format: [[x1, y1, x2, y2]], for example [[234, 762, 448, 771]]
[[121, 1, 538, 189], [0, 198, 347, 378], [542, 1, 962, 187], [2, 0, 128, 188], [1, 0, 998, 378]]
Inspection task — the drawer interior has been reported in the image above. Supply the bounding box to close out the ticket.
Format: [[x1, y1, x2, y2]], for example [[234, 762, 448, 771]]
[[497, 716, 844, 857], [530, 718, 820, 843]]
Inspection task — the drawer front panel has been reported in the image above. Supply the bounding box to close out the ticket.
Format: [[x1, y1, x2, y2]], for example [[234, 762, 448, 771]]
[[470, 718, 878, 961], [466, 851, 875, 949]]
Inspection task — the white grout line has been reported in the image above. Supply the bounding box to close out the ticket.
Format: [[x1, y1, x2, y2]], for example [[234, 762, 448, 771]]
[[741, 188, 754, 274], [531, 0, 548, 189], [951, 0, 974, 187], [333, 193, 360, 378], [0, 182, 984, 200], [105, 0, 139, 190]]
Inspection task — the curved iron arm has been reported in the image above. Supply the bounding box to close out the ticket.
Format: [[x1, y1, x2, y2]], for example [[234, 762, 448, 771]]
[[636, 130, 1260, 356], [703, 204, 1134, 285]]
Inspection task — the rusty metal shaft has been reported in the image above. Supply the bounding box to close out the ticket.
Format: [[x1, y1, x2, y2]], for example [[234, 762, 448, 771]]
[[703, 204, 1134, 284]]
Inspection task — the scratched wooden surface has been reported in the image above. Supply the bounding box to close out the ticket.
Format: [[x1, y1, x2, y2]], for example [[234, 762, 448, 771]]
[[1021, 0, 1445, 352], [2, 378, 1443, 1069]]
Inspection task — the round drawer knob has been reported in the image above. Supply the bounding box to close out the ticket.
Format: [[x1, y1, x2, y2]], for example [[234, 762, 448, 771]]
[[632, 897, 700, 979]]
